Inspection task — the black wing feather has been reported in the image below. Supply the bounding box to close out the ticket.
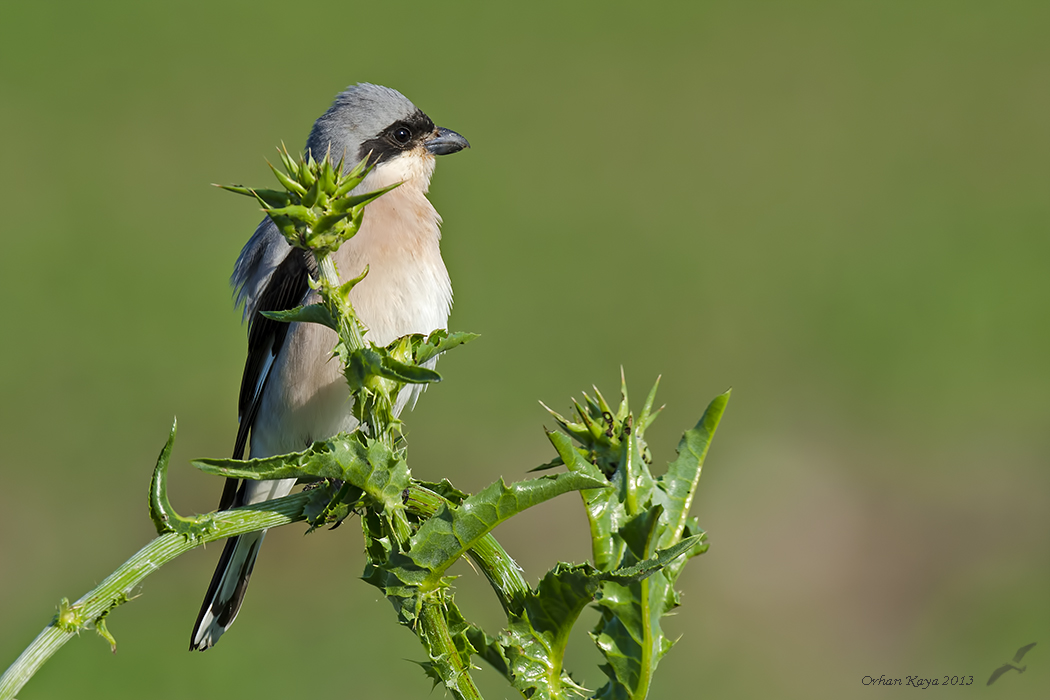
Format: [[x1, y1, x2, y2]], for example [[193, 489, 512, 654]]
[[219, 247, 313, 509]]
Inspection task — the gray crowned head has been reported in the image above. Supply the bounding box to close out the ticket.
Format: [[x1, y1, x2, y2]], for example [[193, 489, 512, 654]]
[[305, 83, 468, 170]]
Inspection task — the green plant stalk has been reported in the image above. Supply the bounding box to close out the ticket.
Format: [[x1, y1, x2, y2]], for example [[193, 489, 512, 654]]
[[0, 492, 312, 700], [316, 253, 365, 352], [387, 485, 485, 695], [637, 576, 655, 698], [418, 597, 483, 700]]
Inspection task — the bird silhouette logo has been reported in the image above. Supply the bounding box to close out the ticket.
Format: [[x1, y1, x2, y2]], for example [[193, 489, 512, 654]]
[[987, 642, 1037, 685]]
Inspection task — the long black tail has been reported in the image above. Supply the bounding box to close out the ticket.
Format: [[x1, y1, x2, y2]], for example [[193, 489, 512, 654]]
[[189, 531, 264, 651]]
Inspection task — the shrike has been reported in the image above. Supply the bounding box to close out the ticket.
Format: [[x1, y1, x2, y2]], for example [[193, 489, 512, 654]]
[[191, 83, 469, 650]]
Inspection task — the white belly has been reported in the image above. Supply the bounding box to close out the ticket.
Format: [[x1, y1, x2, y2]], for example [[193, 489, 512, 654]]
[[248, 173, 452, 459]]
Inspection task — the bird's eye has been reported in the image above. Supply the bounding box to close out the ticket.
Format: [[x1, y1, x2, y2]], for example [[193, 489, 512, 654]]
[[392, 127, 412, 144]]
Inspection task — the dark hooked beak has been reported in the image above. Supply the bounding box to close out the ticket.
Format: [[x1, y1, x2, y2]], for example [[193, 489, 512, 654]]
[[426, 127, 470, 155]]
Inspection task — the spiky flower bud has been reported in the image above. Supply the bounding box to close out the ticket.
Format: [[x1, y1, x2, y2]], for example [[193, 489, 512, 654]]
[[219, 145, 397, 258]]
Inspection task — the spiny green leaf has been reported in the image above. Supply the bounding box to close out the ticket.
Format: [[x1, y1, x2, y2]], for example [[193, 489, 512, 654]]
[[277, 143, 298, 178], [147, 419, 178, 535], [259, 303, 337, 330], [637, 376, 663, 433], [217, 185, 292, 209], [591, 584, 645, 699], [318, 156, 337, 194], [313, 210, 354, 235], [413, 480, 469, 506], [267, 160, 307, 196], [605, 535, 703, 583], [504, 536, 697, 700], [330, 183, 400, 213], [402, 471, 608, 590], [94, 614, 117, 653], [269, 214, 298, 239], [414, 330, 480, 366], [613, 371, 629, 424], [654, 390, 729, 550], [149, 419, 214, 540], [303, 479, 362, 531], [618, 505, 663, 564], [217, 183, 255, 197], [573, 397, 607, 442], [341, 345, 443, 392], [591, 385, 614, 422], [547, 430, 625, 571], [192, 434, 409, 516], [502, 563, 600, 699], [256, 189, 295, 208], [334, 155, 373, 197], [540, 401, 590, 445], [379, 355, 442, 384], [341, 347, 386, 391], [264, 203, 317, 225], [301, 175, 321, 208], [590, 537, 704, 699], [300, 154, 317, 188], [663, 518, 708, 582], [621, 418, 655, 517], [192, 439, 352, 482], [358, 438, 413, 513], [465, 626, 510, 680], [527, 454, 565, 473]]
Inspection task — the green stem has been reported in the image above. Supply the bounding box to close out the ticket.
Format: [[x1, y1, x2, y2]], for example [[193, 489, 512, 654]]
[[315, 252, 365, 351], [0, 492, 311, 700], [389, 506, 414, 544], [624, 432, 640, 517], [386, 486, 485, 699], [636, 577, 654, 699], [418, 597, 483, 700]]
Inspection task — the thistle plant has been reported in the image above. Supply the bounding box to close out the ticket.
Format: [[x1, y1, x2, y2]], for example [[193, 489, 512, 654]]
[[0, 149, 729, 700]]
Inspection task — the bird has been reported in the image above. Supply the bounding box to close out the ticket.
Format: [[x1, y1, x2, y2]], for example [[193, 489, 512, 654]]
[[986, 642, 1037, 685], [190, 83, 469, 651]]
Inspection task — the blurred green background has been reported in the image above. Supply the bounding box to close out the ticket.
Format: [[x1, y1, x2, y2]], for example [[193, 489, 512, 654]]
[[2, 1, 1047, 697]]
